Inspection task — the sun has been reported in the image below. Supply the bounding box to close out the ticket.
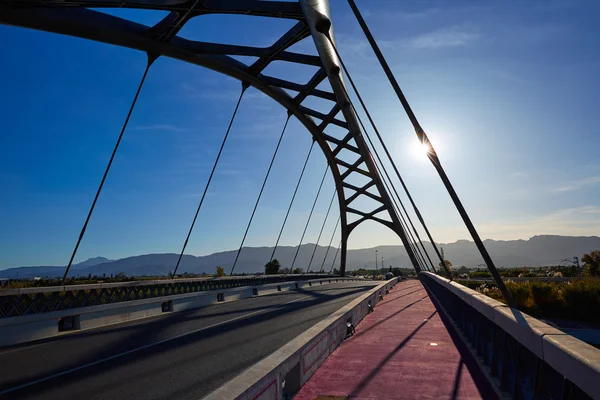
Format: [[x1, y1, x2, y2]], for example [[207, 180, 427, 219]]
[[411, 139, 432, 158]]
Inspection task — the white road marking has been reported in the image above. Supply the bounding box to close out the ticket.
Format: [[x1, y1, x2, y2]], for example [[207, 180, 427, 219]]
[[0, 294, 314, 396]]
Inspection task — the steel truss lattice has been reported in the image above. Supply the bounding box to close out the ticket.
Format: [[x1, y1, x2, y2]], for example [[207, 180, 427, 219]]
[[0, 0, 422, 275]]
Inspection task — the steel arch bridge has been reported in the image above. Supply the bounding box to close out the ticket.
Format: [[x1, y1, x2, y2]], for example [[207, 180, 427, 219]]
[[1, 0, 430, 276]]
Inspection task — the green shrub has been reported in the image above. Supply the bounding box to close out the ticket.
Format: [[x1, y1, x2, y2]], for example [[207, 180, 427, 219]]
[[562, 278, 600, 322], [529, 282, 562, 316], [470, 271, 492, 279], [505, 281, 531, 308], [461, 277, 600, 324]]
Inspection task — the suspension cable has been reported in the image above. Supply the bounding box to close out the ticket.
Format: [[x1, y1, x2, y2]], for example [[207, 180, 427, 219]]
[[171, 85, 248, 277], [230, 114, 292, 275], [62, 55, 156, 282], [347, 0, 512, 305], [322, 37, 434, 273], [366, 125, 437, 273], [371, 154, 433, 273], [374, 164, 432, 273], [378, 159, 437, 272], [329, 241, 342, 274], [270, 140, 315, 262], [373, 159, 424, 272], [306, 190, 337, 273], [324, 34, 450, 278], [291, 165, 329, 269], [319, 216, 340, 272]]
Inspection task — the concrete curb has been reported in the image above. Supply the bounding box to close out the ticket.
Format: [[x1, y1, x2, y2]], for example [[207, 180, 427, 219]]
[[203, 278, 399, 400]]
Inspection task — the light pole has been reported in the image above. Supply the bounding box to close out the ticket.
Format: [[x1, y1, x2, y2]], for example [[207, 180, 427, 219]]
[[382, 257, 385, 271], [375, 249, 378, 270]]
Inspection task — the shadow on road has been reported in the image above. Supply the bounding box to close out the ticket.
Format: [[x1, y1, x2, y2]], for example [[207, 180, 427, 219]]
[[0, 282, 376, 397]]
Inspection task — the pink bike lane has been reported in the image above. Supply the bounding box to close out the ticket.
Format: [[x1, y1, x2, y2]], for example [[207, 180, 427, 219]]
[[295, 279, 496, 400]]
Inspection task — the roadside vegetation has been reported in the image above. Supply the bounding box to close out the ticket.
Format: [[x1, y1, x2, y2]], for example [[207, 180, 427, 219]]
[[459, 278, 600, 323], [457, 251, 600, 323]]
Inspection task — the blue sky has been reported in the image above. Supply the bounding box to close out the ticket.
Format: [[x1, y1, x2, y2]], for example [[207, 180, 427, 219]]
[[1, 0, 599, 268]]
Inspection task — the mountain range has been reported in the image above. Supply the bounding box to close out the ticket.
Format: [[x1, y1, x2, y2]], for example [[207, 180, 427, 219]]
[[1, 235, 599, 279]]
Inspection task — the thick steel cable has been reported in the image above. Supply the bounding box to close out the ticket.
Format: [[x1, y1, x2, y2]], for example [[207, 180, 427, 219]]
[[319, 216, 340, 272], [327, 35, 441, 273], [323, 38, 434, 273], [62, 56, 155, 282], [371, 155, 432, 273], [347, 0, 512, 305], [374, 161, 424, 272], [230, 114, 292, 275], [291, 165, 329, 269], [306, 190, 337, 273], [329, 241, 342, 274], [412, 238, 429, 272], [369, 150, 431, 274], [365, 121, 437, 273], [172, 85, 247, 277], [321, 40, 435, 274], [270, 140, 315, 262], [377, 156, 437, 272], [325, 34, 448, 278]]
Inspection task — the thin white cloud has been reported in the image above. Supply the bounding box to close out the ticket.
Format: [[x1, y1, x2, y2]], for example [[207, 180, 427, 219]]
[[361, 7, 441, 21], [392, 8, 442, 21], [510, 171, 529, 179], [404, 26, 480, 49], [487, 68, 533, 86], [553, 176, 600, 192], [482, 206, 600, 239], [132, 124, 187, 132], [497, 24, 566, 47], [430, 206, 600, 242]]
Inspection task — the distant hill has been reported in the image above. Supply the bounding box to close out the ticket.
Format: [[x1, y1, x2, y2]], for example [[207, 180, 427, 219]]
[[1, 235, 599, 278], [72, 257, 112, 269], [0, 257, 113, 279]]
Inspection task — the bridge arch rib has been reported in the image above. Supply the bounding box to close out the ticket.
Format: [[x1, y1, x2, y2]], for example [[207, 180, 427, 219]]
[[0, 0, 421, 275]]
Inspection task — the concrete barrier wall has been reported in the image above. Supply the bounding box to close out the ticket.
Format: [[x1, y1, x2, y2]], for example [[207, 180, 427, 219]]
[[0, 277, 362, 348], [0, 274, 337, 297], [420, 271, 600, 400], [204, 278, 399, 400]]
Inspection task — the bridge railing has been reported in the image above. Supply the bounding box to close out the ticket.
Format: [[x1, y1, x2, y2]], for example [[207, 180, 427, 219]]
[[0, 274, 336, 319], [419, 271, 599, 400]]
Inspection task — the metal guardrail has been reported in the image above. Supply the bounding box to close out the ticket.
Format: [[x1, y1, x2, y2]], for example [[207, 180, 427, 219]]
[[0, 274, 335, 319], [420, 272, 597, 400]]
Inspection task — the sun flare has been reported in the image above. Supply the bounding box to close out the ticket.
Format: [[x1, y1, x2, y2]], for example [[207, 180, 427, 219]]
[[411, 140, 432, 157]]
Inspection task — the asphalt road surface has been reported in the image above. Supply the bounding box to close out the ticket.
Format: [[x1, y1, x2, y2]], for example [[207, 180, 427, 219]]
[[0, 281, 377, 400]]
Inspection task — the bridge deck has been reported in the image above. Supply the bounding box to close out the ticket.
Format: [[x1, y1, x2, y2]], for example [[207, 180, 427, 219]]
[[296, 280, 497, 400]]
